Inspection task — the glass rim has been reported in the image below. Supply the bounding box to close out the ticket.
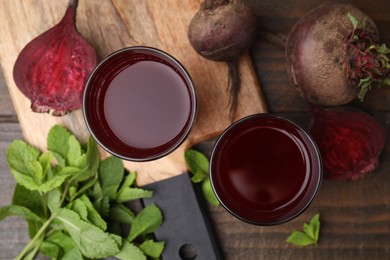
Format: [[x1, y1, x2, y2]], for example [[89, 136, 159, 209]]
[[209, 113, 323, 226], [82, 46, 197, 162]]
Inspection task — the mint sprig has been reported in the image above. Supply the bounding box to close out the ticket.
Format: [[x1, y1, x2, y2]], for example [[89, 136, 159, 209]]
[[287, 213, 321, 246], [1, 125, 165, 259], [185, 149, 220, 206]]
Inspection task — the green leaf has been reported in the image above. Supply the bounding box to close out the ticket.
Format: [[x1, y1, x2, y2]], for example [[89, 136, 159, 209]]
[[79, 195, 107, 231], [69, 199, 88, 220], [191, 171, 208, 183], [7, 140, 40, 175], [75, 136, 100, 182], [47, 125, 72, 161], [12, 184, 44, 217], [73, 175, 98, 200], [67, 135, 86, 168], [95, 196, 111, 218], [287, 231, 316, 246], [185, 149, 209, 177], [116, 241, 147, 260], [47, 188, 62, 213], [40, 241, 61, 259], [26, 160, 43, 182], [287, 213, 321, 246], [99, 156, 124, 199], [128, 203, 163, 242], [12, 184, 45, 237], [50, 151, 66, 168], [45, 231, 83, 260], [62, 248, 84, 260], [309, 213, 321, 242], [0, 205, 44, 222], [109, 204, 135, 225], [39, 152, 54, 180], [10, 166, 72, 193], [116, 187, 153, 203], [139, 239, 165, 258], [303, 223, 315, 240], [56, 208, 121, 258], [201, 178, 220, 206], [348, 12, 359, 29], [117, 172, 136, 193]]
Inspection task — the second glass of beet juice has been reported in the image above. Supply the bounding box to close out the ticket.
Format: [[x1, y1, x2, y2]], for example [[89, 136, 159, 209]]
[[83, 46, 197, 161], [210, 114, 322, 225]]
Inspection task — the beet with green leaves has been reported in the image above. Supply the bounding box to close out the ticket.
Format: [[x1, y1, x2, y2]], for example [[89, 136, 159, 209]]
[[188, 0, 258, 118], [286, 3, 390, 106]]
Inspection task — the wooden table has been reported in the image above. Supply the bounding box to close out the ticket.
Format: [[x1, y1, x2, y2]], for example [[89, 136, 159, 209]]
[[1, 0, 389, 259]]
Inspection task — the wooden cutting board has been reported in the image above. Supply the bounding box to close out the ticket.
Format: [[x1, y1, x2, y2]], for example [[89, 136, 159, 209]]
[[0, 0, 267, 186]]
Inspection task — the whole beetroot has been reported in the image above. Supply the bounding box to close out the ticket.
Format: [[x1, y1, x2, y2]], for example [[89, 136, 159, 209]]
[[188, 0, 258, 118], [13, 0, 96, 116], [286, 3, 390, 106]]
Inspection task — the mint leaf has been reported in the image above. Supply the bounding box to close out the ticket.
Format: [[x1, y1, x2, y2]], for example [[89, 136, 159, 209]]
[[7, 140, 40, 175], [79, 195, 107, 231], [117, 172, 136, 193], [185, 149, 209, 182], [40, 241, 61, 259], [56, 208, 121, 258], [12, 184, 45, 237], [0, 205, 43, 223], [303, 223, 315, 240], [139, 239, 165, 258], [128, 203, 163, 242], [310, 213, 321, 242], [116, 241, 146, 260], [109, 204, 135, 225], [116, 187, 153, 203], [39, 152, 54, 180], [47, 188, 62, 213], [69, 199, 88, 220], [99, 156, 124, 199], [47, 125, 71, 161], [201, 178, 220, 206], [12, 184, 44, 217], [75, 136, 100, 182], [287, 213, 321, 246], [45, 231, 83, 260], [287, 231, 316, 246], [67, 135, 86, 168]]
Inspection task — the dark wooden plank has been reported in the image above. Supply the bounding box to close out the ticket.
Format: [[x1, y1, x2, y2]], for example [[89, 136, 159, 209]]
[[0, 70, 17, 119]]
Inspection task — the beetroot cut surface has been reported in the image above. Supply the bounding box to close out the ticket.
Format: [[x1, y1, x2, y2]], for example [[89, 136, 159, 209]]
[[13, 0, 97, 116], [309, 106, 386, 180]]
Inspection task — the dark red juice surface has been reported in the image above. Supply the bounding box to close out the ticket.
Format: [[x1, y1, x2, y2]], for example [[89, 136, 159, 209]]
[[210, 115, 322, 225], [83, 47, 196, 161], [104, 60, 190, 149]]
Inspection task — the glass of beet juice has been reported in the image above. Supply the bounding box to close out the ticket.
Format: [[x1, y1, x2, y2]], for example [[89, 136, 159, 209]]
[[210, 114, 322, 225], [83, 46, 196, 161]]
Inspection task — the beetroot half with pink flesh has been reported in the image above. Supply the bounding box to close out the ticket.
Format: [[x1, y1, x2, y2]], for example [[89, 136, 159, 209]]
[[309, 106, 386, 180], [13, 0, 96, 116]]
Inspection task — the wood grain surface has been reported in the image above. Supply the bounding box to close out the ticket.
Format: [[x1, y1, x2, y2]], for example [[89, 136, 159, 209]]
[[1, 0, 390, 259], [0, 0, 267, 186]]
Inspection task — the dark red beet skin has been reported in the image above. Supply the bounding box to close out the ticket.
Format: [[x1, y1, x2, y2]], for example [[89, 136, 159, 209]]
[[13, 0, 96, 116], [309, 106, 386, 180], [286, 3, 380, 106]]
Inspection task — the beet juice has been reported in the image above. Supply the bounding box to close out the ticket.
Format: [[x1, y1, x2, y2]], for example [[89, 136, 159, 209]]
[[83, 47, 196, 161], [210, 114, 322, 225]]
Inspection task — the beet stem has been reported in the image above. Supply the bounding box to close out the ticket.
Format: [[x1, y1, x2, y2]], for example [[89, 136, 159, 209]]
[[227, 59, 241, 120]]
